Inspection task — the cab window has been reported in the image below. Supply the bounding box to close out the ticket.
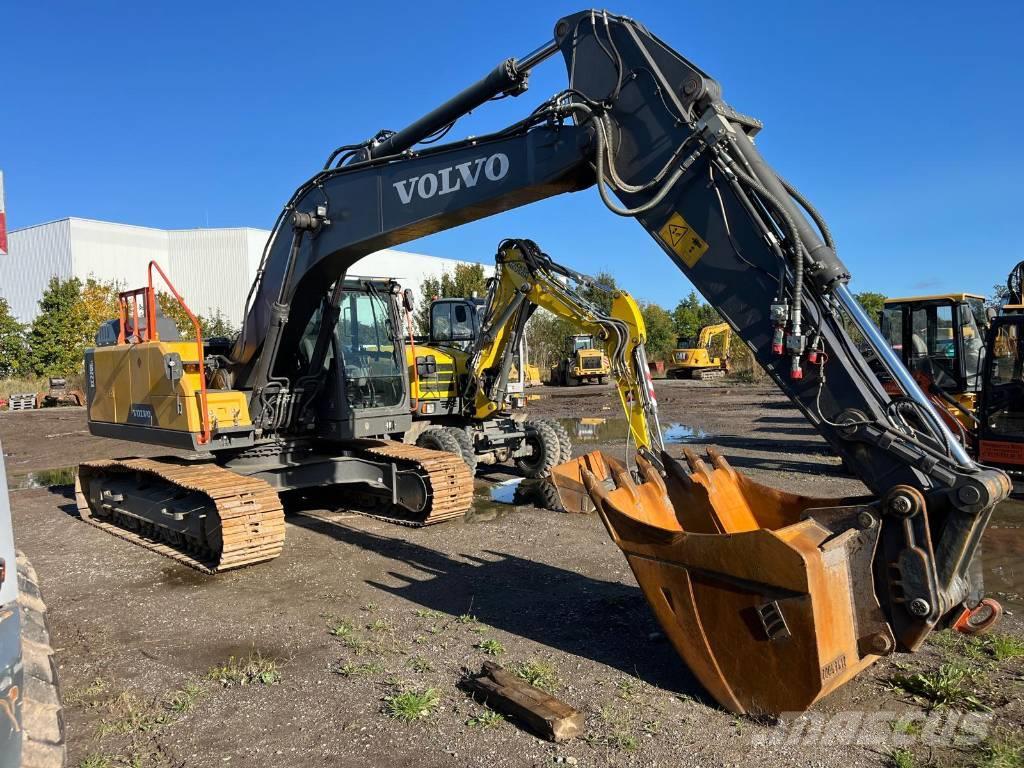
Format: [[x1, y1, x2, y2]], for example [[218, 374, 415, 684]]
[[430, 302, 475, 343]]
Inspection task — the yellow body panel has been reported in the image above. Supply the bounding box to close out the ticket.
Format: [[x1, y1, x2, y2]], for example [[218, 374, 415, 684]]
[[405, 343, 465, 411], [572, 348, 610, 377], [88, 341, 251, 435]]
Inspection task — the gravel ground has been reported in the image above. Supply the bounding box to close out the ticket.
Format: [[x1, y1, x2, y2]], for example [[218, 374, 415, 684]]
[[2, 380, 1021, 768]]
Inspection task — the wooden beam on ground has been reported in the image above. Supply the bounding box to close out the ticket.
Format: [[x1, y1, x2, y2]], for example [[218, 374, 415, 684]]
[[465, 661, 584, 742]]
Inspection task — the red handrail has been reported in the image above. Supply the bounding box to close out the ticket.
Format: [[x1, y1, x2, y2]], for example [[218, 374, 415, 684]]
[[147, 261, 210, 446]]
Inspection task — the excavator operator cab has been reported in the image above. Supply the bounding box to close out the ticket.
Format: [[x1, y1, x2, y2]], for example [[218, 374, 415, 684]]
[[977, 314, 1024, 473], [880, 294, 988, 396], [429, 298, 484, 351]]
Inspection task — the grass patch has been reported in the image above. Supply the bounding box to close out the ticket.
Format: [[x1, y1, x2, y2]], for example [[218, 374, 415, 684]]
[[929, 629, 1024, 663], [466, 709, 504, 729], [414, 608, 443, 619], [607, 731, 639, 752], [383, 687, 440, 722], [163, 682, 203, 714], [328, 618, 356, 637], [333, 661, 384, 678], [511, 660, 558, 693], [207, 651, 281, 688], [78, 756, 114, 768], [888, 747, 915, 768], [977, 736, 1024, 768], [408, 655, 433, 673], [96, 691, 172, 737], [476, 639, 505, 656], [457, 613, 477, 624], [65, 677, 108, 706], [366, 618, 392, 633], [988, 633, 1024, 661], [886, 663, 989, 711], [890, 716, 923, 736]]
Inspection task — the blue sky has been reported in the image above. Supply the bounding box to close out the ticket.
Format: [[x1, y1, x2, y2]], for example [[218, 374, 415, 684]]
[[3, 1, 1021, 307]]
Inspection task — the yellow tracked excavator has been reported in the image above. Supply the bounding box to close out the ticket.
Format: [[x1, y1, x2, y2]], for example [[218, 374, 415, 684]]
[[77, 10, 1008, 714], [666, 322, 732, 380]]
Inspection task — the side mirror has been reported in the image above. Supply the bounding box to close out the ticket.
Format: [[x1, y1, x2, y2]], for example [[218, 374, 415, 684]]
[[403, 288, 415, 313]]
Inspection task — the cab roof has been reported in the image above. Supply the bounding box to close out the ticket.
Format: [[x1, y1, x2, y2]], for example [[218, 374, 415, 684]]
[[884, 293, 986, 305]]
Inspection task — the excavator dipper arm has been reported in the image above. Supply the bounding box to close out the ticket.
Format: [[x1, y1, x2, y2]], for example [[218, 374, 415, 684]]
[[227, 10, 1007, 713], [466, 238, 661, 454]]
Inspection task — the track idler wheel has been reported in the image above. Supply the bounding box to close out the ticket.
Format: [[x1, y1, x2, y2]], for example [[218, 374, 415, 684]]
[[575, 447, 886, 715]]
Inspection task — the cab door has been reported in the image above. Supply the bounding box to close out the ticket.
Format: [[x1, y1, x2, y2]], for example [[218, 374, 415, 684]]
[[977, 315, 1024, 473]]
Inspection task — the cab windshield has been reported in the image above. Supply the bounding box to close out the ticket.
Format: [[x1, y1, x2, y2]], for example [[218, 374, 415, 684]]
[[298, 287, 404, 410]]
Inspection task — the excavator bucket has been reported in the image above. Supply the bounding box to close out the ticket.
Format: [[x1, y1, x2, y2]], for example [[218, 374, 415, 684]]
[[575, 448, 894, 715], [549, 457, 600, 514]]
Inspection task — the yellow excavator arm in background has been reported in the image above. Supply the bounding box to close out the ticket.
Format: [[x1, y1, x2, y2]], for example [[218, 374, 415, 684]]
[[697, 322, 732, 352], [465, 239, 663, 456]]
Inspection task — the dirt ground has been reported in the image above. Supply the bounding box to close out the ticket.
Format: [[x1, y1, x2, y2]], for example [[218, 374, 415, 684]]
[[3, 380, 1022, 768]]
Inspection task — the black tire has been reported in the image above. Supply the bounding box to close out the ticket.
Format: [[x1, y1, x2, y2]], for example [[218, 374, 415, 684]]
[[538, 480, 566, 512], [443, 426, 478, 474], [415, 427, 465, 466], [542, 419, 573, 465], [515, 420, 561, 479]]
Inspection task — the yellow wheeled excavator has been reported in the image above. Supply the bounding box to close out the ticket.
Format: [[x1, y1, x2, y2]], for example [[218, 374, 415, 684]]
[[76, 9, 1007, 715], [404, 238, 660, 499], [666, 321, 732, 380]]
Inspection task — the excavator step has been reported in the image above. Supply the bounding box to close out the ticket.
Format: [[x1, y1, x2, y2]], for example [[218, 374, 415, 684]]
[[75, 457, 285, 574]]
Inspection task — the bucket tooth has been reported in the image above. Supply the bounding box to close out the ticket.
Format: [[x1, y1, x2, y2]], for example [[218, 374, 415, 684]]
[[580, 447, 885, 715]]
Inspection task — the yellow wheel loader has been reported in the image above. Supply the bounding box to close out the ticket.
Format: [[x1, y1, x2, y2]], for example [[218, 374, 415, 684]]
[[76, 9, 1007, 714], [551, 334, 611, 385], [666, 322, 732, 380]]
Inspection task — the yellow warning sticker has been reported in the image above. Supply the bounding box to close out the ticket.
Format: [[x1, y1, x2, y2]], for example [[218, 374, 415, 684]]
[[659, 212, 709, 268]]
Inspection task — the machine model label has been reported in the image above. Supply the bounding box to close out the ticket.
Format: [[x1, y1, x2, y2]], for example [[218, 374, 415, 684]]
[[659, 212, 708, 268], [392, 153, 510, 205], [127, 403, 156, 426]]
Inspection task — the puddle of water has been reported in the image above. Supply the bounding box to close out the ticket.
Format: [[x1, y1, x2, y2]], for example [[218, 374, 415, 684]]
[[9, 465, 76, 490], [468, 478, 555, 519], [557, 417, 707, 444], [984, 498, 1024, 612]]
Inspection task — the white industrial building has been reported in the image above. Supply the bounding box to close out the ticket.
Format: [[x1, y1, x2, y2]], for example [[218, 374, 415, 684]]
[[0, 217, 489, 326]]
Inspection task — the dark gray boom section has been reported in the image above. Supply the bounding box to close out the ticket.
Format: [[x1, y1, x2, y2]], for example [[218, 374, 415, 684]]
[[231, 10, 1007, 648]]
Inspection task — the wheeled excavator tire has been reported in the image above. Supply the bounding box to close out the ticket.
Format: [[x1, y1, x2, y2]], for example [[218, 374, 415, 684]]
[[75, 458, 285, 574], [515, 420, 561, 479], [541, 419, 573, 465], [416, 427, 476, 474], [444, 427, 479, 474]]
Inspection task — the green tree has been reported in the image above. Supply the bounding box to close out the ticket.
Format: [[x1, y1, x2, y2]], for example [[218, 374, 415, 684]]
[[28, 277, 91, 377], [672, 291, 721, 344], [414, 262, 489, 333], [524, 310, 576, 375], [0, 298, 28, 378], [854, 291, 887, 325], [199, 308, 238, 339], [156, 292, 237, 340], [640, 302, 676, 362], [579, 271, 618, 315], [80, 277, 121, 334]]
